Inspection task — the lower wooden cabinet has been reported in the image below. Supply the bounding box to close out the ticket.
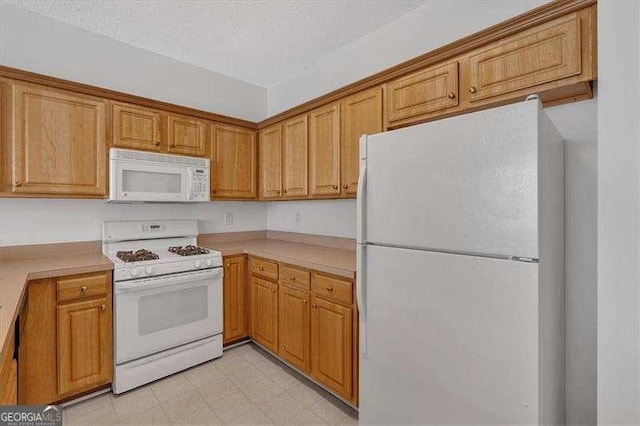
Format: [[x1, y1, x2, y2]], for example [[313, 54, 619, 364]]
[[223, 255, 249, 344], [18, 271, 113, 404], [0, 324, 17, 405], [250, 276, 279, 353], [247, 256, 357, 404], [57, 296, 112, 396], [310, 295, 354, 401], [278, 285, 311, 372]]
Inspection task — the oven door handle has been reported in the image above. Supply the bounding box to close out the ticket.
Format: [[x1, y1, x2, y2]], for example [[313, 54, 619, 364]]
[[117, 268, 222, 292]]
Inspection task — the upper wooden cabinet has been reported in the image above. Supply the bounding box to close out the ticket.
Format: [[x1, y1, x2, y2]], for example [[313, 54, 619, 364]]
[[386, 61, 459, 125], [309, 103, 341, 197], [223, 255, 248, 345], [340, 88, 383, 195], [282, 115, 308, 198], [167, 114, 207, 157], [466, 13, 584, 104], [211, 124, 257, 199], [111, 102, 162, 152], [1, 81, 107, 197], [258, 124, 283, 199]]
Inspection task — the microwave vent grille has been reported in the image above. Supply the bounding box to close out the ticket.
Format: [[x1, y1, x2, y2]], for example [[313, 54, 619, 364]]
[[111, 148, 208, 167]]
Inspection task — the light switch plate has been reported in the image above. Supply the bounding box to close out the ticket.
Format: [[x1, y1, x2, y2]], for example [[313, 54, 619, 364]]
[[225, 212, 234, 226]]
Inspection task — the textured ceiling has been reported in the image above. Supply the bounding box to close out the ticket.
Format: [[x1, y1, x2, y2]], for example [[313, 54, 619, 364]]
[[6, 0, 427, 88]]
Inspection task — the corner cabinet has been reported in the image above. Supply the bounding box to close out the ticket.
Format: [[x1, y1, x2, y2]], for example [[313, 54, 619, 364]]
[[211, 124, 257, 199], [223, 255, 249, 345], [258, 124, 283, 199], [1, 80, 107, 197], [18, 271, 113, 404]]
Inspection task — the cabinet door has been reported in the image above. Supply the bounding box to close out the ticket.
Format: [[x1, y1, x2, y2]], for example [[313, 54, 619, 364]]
[[282, 115, 308, 198], [223, 256, 248, 344], [467, 13, 581, 103], [311, 296, 353, 400], [386, 61, 459, 124], [6, 82, 107, 196], [167, 114, 207, 157], [309, 103, 340, 197], [340, 88, 383, 195], [211, 124, 257, 199], [57, 296, 112, 396], [112, 102, 162, 152], [258, 124, 283, 199], [279, 285, 310, 372], [250, 277, 278, 353]]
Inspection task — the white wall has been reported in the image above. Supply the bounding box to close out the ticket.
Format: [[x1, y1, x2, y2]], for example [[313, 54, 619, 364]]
[[267, 0, 546, 115], [266, 199, 356, 238], [265, 2, 597, 424], [0, 199, 266, 246], [597, 2, 640, 425], [0, 4, 267, 122]]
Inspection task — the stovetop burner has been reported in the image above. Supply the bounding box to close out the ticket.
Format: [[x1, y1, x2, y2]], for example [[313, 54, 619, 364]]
[[116, 249, 159, 263], [168, 245, 210, 256]]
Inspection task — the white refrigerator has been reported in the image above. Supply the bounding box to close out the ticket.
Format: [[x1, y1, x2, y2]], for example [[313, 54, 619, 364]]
[[357, 98, 565, 425]]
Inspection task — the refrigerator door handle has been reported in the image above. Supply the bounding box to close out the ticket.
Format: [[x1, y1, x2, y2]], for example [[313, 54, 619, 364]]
[[357, 134, 367, 354]]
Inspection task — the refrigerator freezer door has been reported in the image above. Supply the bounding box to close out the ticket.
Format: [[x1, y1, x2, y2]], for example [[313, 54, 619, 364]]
[[360, 244, 539, 425], [365, 101, 539, 260]]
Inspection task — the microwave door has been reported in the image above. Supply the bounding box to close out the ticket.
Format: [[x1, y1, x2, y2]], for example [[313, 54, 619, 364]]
[[114, 161, 190, 202]]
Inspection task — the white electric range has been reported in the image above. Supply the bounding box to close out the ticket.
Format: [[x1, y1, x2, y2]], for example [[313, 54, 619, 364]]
[[102, 220, 223, 394]]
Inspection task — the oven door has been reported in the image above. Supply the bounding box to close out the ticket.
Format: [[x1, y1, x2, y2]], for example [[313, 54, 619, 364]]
[[114, 268, 222, 364], [111, 159, 192, 202]]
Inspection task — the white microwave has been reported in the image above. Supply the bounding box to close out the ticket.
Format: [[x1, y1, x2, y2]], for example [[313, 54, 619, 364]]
[[109, 148, 210, 202]]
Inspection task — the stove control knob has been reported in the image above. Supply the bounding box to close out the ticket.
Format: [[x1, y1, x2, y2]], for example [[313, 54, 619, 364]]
[[194, 260, 203, 269], [204, 258, 212, 267], [145, 266, 156, 275], [130, 268, 141, 277]]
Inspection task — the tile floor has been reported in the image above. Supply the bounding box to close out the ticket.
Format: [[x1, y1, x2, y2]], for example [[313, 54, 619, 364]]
[[63, 342, 359, 425]]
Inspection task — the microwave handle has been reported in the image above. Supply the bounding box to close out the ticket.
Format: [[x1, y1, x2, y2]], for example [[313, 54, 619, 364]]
[[187, 168, 194, 200]]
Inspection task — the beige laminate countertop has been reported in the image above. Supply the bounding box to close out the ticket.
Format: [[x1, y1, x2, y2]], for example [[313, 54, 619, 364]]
[[202, 239, 356, 280], [0, 254, 113, 362]]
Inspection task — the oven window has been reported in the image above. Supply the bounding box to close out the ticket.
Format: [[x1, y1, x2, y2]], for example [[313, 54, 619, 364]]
[[138, 285, 208, 335], [123, 170, 182, 193]]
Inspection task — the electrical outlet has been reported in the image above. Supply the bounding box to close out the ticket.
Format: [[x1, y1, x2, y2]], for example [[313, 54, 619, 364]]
[[225, 212, 234, 226], [295, 212, 301, 225]]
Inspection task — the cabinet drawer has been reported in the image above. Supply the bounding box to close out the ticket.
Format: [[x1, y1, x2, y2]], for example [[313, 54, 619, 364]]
[[280, 264, 310, 291], [386, 61, 459, 123], [250, 257, 279, 281], [57, 272, 109, 303], [311, 273, 352, 306]]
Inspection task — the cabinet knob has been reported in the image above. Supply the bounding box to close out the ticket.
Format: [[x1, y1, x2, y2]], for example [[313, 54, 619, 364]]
[[447, 91, 456, 99], [302, 299, 307, 304], [332, 185, 338, 190], [326, 286, 334, 292], [342, 184, 348, 189], [154, 141, 161, 146], [271, 289, 276, 293], [13, 181, 22, 187], [290, 276, 296, 281], [80, 286, 88, 293], [258, 266, 264, 271], [99, 304, 106, 311], [469, 86, 478, 94], [283, 189, 287, 194], [226, 263, 230, 267], [312, 304, 318, 308], [276, 190, 281, 195]]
